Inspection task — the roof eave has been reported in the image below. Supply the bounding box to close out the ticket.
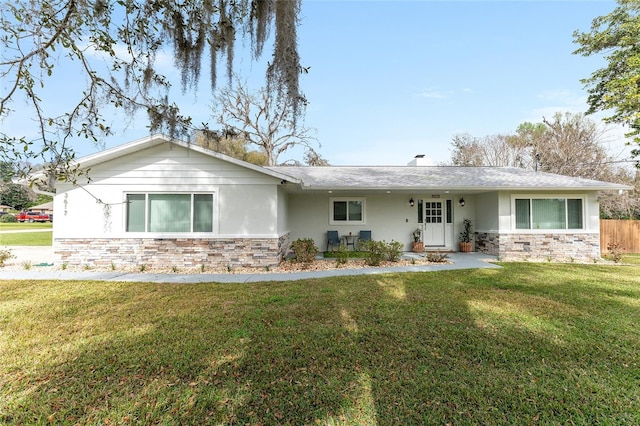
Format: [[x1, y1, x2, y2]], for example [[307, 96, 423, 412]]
[[300, 184, 634, 192]]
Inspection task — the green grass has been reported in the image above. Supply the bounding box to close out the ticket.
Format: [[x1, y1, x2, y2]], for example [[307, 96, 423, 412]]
[[324, 250, 369, 258], [0, 222, 53, 230], [0, 223, 53, 246], [622, 254, 640, 265], [1, 263, 640, 424], [0, 231, 52, 246]]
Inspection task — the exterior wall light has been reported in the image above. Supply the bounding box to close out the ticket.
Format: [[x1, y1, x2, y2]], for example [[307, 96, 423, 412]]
[[409, 198, 415, 207], [459, 198, 465, 207]]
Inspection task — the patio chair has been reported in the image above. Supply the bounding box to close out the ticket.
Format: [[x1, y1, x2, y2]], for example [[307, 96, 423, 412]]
[[358, 230, 372, 250], [326, 230, 341, 251]]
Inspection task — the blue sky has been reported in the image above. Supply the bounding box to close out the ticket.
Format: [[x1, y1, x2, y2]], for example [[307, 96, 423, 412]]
[[295, 0, 626, 165], [4, 0, 631, 166]]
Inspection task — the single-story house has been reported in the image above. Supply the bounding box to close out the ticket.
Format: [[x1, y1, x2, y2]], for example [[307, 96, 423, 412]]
[[52, 134, 632, 267], [28, 201, 53, 215]]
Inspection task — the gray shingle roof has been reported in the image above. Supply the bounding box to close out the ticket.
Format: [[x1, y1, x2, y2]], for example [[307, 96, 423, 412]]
[[267, 166, 631, 192]]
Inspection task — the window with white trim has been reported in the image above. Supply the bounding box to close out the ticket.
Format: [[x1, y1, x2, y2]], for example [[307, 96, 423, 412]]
[[126, 193, 215, 232], [329, 197, 365, 225], [514, 197, 583, 230]]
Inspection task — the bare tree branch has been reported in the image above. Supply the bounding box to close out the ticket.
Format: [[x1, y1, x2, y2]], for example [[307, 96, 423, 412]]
[[209, 78, 320, 166]]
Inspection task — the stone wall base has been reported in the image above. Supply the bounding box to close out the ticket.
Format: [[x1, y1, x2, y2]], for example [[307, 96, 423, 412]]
[[54, 234, 290, 269], [476, 232, 601, 262]]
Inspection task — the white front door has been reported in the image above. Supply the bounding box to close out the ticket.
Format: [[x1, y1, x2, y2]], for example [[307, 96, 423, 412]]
[[424, 201, 445, 246]]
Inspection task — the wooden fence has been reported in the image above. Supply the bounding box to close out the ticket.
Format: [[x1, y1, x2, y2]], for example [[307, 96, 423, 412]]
[[600, 219, 640, 254]]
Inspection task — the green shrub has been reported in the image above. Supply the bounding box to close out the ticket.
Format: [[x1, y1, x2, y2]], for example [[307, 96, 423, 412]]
[[291, 238, 319, 263], [0, 214, 17, 223], [385, 240, 403, 262], [426, 251, 449, 263], [334, 244, 349, 266], [360, 240, 387, 266], [360, 240, 405, 266]]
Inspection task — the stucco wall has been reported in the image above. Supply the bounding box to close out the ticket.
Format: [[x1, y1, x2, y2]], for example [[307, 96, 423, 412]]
[[54, 142, 282, 239], [277, 186, 289, 235], [53, 142, 287, 267], [287, 193, 463, 252], [474, 192, 498, 232]]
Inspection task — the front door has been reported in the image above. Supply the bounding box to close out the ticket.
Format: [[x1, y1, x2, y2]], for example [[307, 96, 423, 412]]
[[424, 201, 445, 246]]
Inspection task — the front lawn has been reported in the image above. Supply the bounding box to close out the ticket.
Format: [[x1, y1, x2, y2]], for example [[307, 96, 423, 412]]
[[1, 263, 639, 424], [0, 231, 52, 246], [0, 223, 53, 246]]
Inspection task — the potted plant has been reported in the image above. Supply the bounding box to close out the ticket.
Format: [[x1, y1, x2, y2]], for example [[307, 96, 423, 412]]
[[411, 228, 424, 252], [459, 218, 473, 252]]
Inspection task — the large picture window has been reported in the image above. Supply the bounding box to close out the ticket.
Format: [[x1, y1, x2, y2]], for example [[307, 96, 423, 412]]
[[330, 197, 365, 225], [126, 193, 215, 233], [514, 197, 583, 230]]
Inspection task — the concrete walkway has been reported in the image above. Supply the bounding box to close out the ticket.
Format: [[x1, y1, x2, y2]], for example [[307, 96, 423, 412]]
[[1, 252, 500, 283]]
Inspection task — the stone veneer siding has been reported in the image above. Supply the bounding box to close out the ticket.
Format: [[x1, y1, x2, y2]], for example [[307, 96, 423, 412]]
[[54, 234, 291, 269], [476, 232, 601, 262]]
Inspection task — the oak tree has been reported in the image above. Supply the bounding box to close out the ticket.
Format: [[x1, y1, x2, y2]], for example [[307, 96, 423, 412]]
[[573, 0, 640, 159], [0, 0, 303, 180]]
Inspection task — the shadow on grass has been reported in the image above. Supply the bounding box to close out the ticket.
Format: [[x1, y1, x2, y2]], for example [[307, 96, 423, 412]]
[[1, 263, 640, 424]]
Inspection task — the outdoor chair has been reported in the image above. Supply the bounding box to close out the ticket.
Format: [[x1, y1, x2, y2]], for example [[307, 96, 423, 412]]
[[326, 230, 341, 251], [358, 230, 372, 250]]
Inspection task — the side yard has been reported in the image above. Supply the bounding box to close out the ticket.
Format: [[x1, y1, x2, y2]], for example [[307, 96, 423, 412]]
[[601, 219, 640, 254], [1, 263, 639, 424], [0, 223, 52, 246]]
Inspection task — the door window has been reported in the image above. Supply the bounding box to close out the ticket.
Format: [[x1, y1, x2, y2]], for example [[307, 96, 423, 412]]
[[424, 201, 443, 224]]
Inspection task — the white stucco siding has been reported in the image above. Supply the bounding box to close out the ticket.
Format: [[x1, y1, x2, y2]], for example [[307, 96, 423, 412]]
[[585, 192, 601, 233], [81, 143, 278, 186], [277, 186, 289, 235], [474, 193, 498, 233], [287, 194, 440, 251], [54, 142, 281, 239], [53, 183, 116, 239], [217, 185, 278, 236]]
